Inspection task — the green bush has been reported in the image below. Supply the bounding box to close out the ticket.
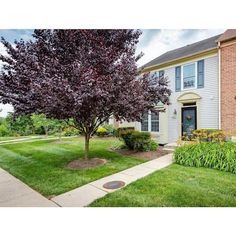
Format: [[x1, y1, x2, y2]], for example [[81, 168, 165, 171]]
[[96, 127, 108, 137], [120, 130, 158, 151], [102, 124, 117, 137], [191, 129, 226, 143], [117, 127, 135, 137], [174, 142, 236, 174], [62, 127, 80, 136], [0, 124, 11, 136]]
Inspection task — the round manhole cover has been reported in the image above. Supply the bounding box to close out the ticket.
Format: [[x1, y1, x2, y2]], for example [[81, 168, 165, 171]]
[[103, 180, 125, 189]]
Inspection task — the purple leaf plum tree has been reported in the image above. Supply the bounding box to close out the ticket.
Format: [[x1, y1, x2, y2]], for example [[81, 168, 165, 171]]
[[0, 30, 171, 159]]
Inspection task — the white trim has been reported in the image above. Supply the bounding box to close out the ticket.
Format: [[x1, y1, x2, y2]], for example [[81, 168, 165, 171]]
[[141, 111, 160, 133], [218, 42, 221, 129], [144, 52, 217, 73], [181, 61, 198, 91]]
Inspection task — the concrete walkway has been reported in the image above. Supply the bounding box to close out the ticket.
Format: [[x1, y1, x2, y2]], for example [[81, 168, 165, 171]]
[[0, 136, 77, 145], [52, 153, 173, 207], [0, 168, 58, 207]]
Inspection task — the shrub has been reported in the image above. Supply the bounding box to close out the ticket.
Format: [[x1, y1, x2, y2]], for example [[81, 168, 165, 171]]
[[62, 127, 80, 136], [192, 129, 226, 143], [174, 142, 236, 174], [96, 127, 108, 137], [117, 127, 135, 137], [0, 124, 10, 136], [120, 130, 158, 151], [102, 124, 117, 136]]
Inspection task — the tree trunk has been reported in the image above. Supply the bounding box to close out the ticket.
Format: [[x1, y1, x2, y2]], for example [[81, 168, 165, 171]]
[[44, 126, 48, 137], [59, 127, 62, 141], [84, 134, 90, 159]]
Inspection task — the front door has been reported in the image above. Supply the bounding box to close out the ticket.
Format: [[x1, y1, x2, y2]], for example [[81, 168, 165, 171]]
[[182, 106, 197, 136]]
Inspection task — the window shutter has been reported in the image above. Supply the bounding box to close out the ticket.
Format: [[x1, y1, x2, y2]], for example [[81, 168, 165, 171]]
[[159, 70, 164, 78], [197, 60, 204, 88], [175, 66, 181, 91]]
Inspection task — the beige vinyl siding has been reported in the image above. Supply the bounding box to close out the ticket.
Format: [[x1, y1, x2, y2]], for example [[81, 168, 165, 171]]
[[166, 54, 219, 143]]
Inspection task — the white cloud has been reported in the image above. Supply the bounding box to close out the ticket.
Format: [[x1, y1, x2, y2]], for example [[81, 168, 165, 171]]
[[136, 29, 225, 66], [0, 43, 8, 57], [0, 43, 13, 117], [0, 104, 13, 117]]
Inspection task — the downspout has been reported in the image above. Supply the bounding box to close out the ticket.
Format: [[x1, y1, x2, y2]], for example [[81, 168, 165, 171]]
[[218, 41, 221, 129]]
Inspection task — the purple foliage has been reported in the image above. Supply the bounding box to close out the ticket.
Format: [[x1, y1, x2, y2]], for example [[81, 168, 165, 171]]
[[0, 29, 171, 158]]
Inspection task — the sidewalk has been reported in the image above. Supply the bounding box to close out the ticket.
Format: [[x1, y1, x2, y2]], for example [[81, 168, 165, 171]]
[[52, 153, 173, 207], [0, 168, 58, 207], [0, 136, 77, 145]]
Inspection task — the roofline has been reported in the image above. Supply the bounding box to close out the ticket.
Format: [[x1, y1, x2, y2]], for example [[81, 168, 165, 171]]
[[141, 47, 218, 73], [217, 36, 236, 43]]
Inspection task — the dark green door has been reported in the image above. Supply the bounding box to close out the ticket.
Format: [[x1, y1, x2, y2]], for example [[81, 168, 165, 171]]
[[182, 106, 197, 136]]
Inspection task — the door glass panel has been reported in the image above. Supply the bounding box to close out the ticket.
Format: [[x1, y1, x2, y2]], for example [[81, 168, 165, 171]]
[[182, 107, 196, 136]]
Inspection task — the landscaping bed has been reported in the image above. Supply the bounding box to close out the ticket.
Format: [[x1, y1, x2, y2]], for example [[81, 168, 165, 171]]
[[113, 146, 171, 161]]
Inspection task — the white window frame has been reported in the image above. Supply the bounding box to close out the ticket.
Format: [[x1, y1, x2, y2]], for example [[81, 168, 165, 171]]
[[181, 62, 197, 91], [141, 111, 160, 133]]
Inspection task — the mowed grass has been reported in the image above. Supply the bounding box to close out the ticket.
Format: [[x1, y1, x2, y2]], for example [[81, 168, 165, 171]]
[[0, 136, 39, 142], [90, 164, 236, 207], [0, 137, 143, 197]]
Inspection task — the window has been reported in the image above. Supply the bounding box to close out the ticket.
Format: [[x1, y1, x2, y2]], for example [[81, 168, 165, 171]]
[[176, 60, 205, 92], [151, 112, 159, 132], [159, 70, 164, 78], [183, 102, 196, 106], [183, 63, 196, 89], [141, 112, 149, 131], [141, 111, 159, 132]]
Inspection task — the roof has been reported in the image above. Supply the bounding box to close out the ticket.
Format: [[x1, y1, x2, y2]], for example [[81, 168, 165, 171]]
[[217, 29, 236, 42], [141, 34, 222, 70]]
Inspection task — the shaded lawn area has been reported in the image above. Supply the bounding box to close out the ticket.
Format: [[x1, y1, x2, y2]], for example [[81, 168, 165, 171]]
[[0, 137, 143, 197], [90, 164, 236, 207]]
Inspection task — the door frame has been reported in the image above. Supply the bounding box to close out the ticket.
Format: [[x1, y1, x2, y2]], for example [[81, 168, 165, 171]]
[[181, 106, 197, 136]]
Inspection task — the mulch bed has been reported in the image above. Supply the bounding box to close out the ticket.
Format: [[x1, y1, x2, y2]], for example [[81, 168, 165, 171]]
[[66, 158, 107, 170], [112, 146, 172, 161]]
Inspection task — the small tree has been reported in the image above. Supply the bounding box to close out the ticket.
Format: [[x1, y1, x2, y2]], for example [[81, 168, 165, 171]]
[[31, 114, 53, 137], [0, 30, 171, 159], [51, 119, 71, 140], [5, 113, 34, 136]]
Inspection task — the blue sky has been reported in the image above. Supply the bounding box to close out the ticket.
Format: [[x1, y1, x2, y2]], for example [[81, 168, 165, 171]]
[[0, 29, 225, 117]]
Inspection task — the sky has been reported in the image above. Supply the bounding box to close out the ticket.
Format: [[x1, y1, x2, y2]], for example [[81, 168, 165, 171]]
[[0, 29, 225, 117]]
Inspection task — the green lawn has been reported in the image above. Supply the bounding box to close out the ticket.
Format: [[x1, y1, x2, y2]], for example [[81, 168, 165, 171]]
[[0, 136, 38, 142], [90, 164, 236, 207], [0, 137, 143, 197]]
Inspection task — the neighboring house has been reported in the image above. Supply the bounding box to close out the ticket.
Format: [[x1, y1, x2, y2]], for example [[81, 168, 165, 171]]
[[217, 30, 236, 134], [111, 29, 236, 144]]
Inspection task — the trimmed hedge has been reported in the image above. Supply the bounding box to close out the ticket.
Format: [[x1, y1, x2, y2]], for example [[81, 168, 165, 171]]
[[120, 130, 158, 151], [174, 142, 236, 174]]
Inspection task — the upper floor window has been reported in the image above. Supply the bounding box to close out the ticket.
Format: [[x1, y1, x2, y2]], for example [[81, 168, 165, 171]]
[[176, 60, 204, 92], [182, 63, 196, 89]]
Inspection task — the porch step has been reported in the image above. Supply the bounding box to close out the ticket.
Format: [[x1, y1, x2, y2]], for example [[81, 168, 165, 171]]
[[163, 142, 178, 152], [162, 148, 175, 152]]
